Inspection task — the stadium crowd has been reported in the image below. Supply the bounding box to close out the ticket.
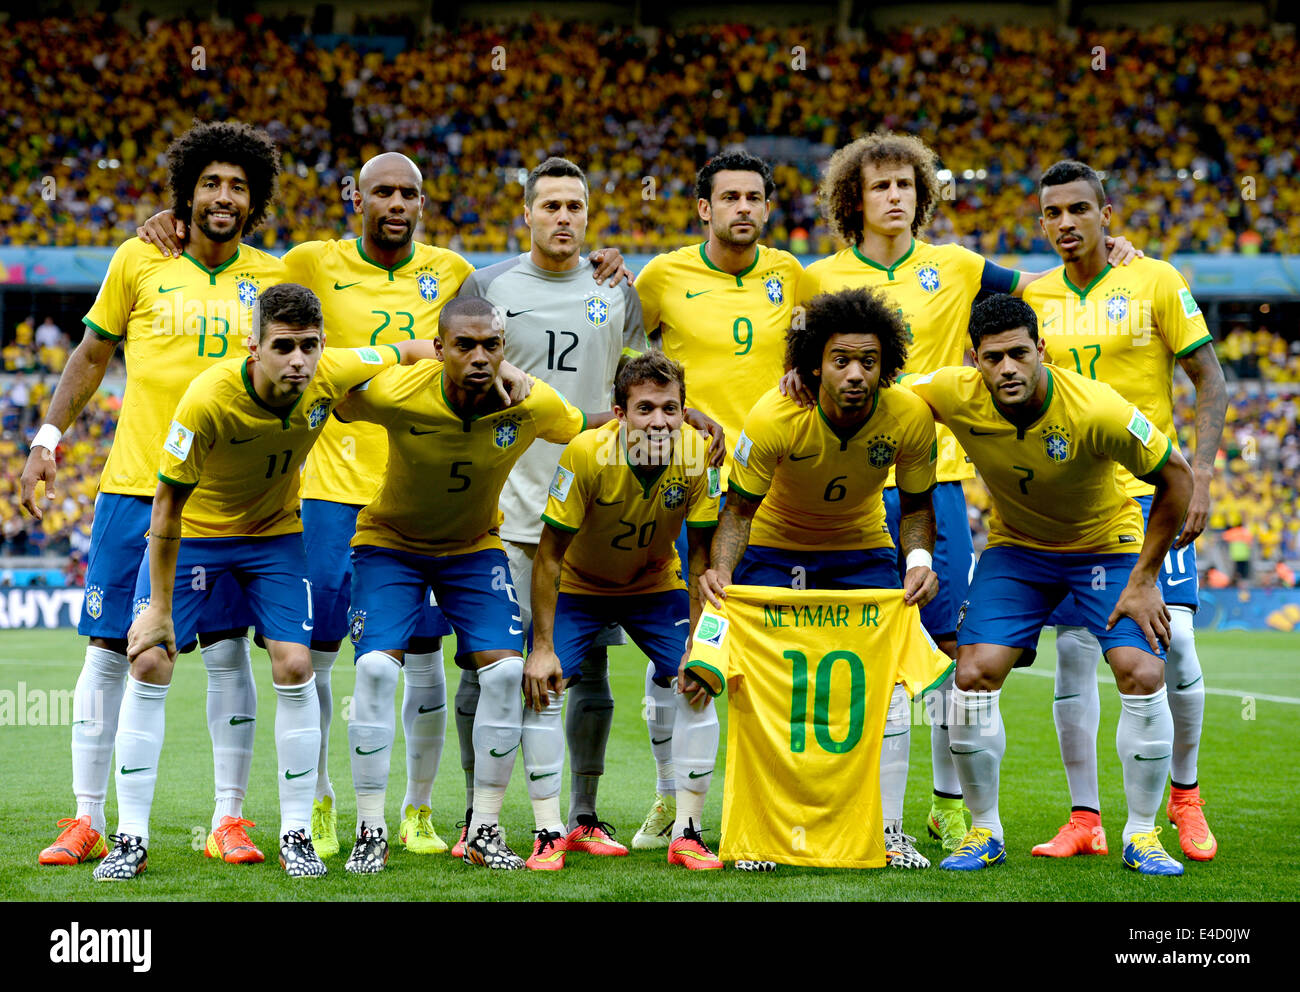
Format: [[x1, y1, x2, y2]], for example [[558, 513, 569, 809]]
[[1, 15, 1296, 255]]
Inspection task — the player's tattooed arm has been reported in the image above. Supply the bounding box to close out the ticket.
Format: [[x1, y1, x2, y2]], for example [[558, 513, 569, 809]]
[[898, 488, 940, 608], [683, 408, 726, 467], [20, 327, 120, 519], [136, 207, 186, 257], [525, 524, 576, 710], [1174, 341, 1228, 548], [699, 488, 761, 607]]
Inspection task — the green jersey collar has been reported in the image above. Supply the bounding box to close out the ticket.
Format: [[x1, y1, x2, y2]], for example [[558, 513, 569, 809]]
[[698, 242, 760, 285], [241, 357, 305, 427], [357, 239, 416, 280], [182, 246, 241, 284], [852, 239, 915, 279]]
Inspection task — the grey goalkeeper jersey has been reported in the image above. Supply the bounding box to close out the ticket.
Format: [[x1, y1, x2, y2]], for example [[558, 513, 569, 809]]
[[460, 254, 646, 543]]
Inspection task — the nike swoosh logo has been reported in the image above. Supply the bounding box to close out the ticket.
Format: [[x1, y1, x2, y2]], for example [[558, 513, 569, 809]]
[[285, 768, 314, 779], [1053, 693, 1079, 701], [685, 290, 712, 298], [409, 427, 440, 436], [594, 497, 623, 506], [1175, 676, 1202, 690], [509, 627, 523, 636], [120, 765, 150, 775], [1191, 833, 1216, 852], [949, 747, 986, 755], [651, 736, 672, 746], [529, 771, 558, 780], [788, 453, 815, 461], [229, 716, 254, 725], [504, 309, 533, 317], [158, 285, 184, 294], [302, 622, 314, 632], [1133, 753, 1171, 761], [688, 770, 712, 779], [354, 745, 388, 755], [418, 703, 446, 713], [1166, 577, 1195, 586], [489, 743, 520, 757], [334, 281, 361, 291], [456, 707, 475, 717], [231, 435, 261, 445], [968, 429, 999, 436]]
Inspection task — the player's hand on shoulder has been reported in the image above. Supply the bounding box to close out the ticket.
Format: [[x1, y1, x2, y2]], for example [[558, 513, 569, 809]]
[[1104, 235, 1144, 266], [19, 445, 58, 519], [677, 651, 711, 709], [778, 368, 816, 409], [1107, 578, 1171, 653], [588, 248, 633, 287], [683, 408, 726, 467], [496, 361, 535, 406], [699, 568, 730, 609], [127, 605, 177, 663], [136, 208, 186, 258], [523, 646, 564, 710], [902, 565, 939, 608]]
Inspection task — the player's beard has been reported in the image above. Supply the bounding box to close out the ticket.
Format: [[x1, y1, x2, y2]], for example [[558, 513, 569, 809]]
[[195, 209, 243, 244], [536, 228, 583, 266], [371, 216, 414, 250], [714, 218, 761, 249]]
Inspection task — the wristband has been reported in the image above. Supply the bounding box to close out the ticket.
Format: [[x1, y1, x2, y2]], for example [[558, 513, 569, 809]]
[[32, 423, 62, 452], [905, 549, 933, 572]]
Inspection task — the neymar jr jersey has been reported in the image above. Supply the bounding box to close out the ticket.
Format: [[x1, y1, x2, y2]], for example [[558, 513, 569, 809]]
[[341, 366, 586, 557], [1022, 258, 1211, 498], [908, 365, 1173, 554], [461, 254, 646, 544], [686, 586, 951, 868], [83, 239, 285, 496], [728, 386, 937, 552], [157, 345, 400, 538], [287, 239, 474, 506], [541, 420, 720, 595], [636, 243, 802, 483], [799, 240, 1018, 484]]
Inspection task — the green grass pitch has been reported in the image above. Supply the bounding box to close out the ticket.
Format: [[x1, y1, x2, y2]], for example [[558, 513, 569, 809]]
[[2, 628, 1297, 901]]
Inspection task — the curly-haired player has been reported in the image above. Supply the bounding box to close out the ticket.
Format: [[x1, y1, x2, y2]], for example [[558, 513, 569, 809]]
[[167, 119, 281, 238]]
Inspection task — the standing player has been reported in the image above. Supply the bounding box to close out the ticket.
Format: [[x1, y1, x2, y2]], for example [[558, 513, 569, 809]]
[[796, 132, 1142, 853], [21, 122, 284, 868], [631, 150, 802, 847], [98, 283, 436, 880], [333, 296, 601, 872], [1023, 160, 1226, 861], [907, 295, 1193, 875], [699, 287, 942, 867], [524, 353, 721, 870]]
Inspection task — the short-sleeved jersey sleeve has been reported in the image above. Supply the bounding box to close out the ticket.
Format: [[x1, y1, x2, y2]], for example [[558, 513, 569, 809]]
[[333, 363, 407, 428], [900, 366, 958, 428], [1151, 264, 1213, 357], [686, 456, 722, 528], [529, 381, 587, 445], [280, 241, 322, 286], [315, 344, 402, 396], [1089, 390, 1174, 482], [727, 405, 784, 500], [541, 439, 594, 534], [685, 609, 736, 697], [634, 255, 667, 335], [892, 392, 939, 495], [158, 388, 218, 488], [83, 240, 138, 341]]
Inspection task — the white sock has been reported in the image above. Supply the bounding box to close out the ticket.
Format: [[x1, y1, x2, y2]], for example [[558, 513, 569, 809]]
[[1052, 625, 1102, 810], [1116, 685, 1174, 844], [401, 648, 446, 811], [1166, 607, 1204, 787], [356, 792, 386, 838], [470, 656, 524, 832], [348, 651, 400, 836], [114, 676, 169, 846], [645, 662, 677, 796], [71, 645, 129, 837], [202, 636, 256, 831], [670, 690, 719, 839], [455, 669, 480, 813], [949, 687, 1005, 842], [928, 669, 963, 798], [274, 677, 320, 838], [523, 696, 565, 833], [879, 683, 910, 830], [310, 649, 337, 803]]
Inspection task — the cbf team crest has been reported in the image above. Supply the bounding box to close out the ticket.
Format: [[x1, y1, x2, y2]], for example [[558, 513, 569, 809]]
[[307, 398, 330, 429], [1043, 424, 1071, 462], [764, 273, 784, 306], [1106, 292, 1130, 323], [867, 434, 898, 469], [916, 265, 941, 294], [349, 610, 366, 644], [585, 294, 610, 327], [85, 584, 104, 620], [661, 481, 687, 510], [493, 416, 521, 449], [418, 272, 440, 303], [235, 274, 260, 310]]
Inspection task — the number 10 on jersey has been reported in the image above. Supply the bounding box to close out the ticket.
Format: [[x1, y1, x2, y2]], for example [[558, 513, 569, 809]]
[[785, 649, 866, 755]]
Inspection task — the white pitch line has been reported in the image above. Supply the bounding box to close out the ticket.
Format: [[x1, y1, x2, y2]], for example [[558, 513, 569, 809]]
[[1017, 666, 1300, 705]]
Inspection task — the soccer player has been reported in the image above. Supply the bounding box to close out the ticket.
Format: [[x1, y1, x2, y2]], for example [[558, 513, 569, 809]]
[[95, 283, 440, 880], [20, 121, 284, 868], [699, 286, 941, 866], [907, 294, 1193, 876], [1023, 160, 1226, 861], [332, 296, 601, 871], [524, 353, 722, 870], [631, 150, 802, 847], [796, 132, 1142, 853]]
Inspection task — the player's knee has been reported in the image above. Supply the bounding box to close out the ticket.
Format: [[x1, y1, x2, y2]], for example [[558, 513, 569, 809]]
[[131, 647, 174, 686], [954, 651, 1005, 692], [1110, 650, 1164, 695]]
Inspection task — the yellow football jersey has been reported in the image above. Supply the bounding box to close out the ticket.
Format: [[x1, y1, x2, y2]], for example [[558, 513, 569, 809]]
[[686, 586, 951, 868], [285, 239, 475, 506], [1022, 258, 1211, 498], [799, 240, 1008, 484], [83, 239, 285, 496], [636, 243, 803, 483], [728, 386, 936, 551], [342, 367, 585, 557], [158, 345, 401, 538], [907, 365, 1173, 554], [541, 420, 720, 595]]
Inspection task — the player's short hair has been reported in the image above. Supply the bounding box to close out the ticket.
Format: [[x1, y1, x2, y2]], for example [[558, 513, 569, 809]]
[[694, 150, 776, 202], [525, 157, 588, 207], [255, 283, 322, 341], [818, 132, 941, 244], [438, 295, 501, 334], [167, 120, 280, 234], [968, 294, 1039, 350], [1039, 159, 1107, 209], [615, 352, 686, 409], [786, 288, 909, 387]]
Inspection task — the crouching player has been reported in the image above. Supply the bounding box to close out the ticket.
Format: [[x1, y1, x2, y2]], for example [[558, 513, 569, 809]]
[[524, 353, 722, 869], [101, 283, 439, 880]]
